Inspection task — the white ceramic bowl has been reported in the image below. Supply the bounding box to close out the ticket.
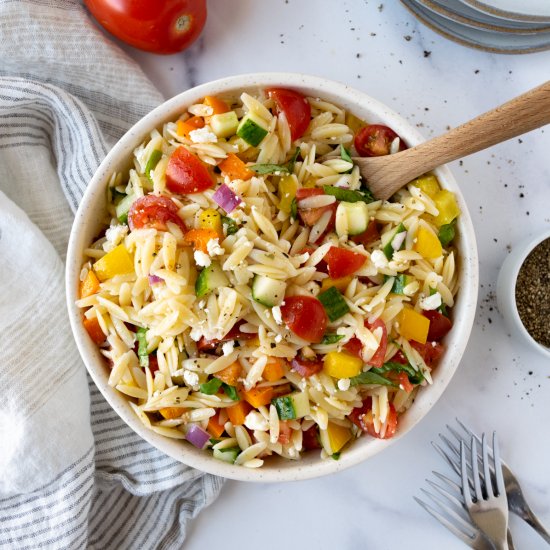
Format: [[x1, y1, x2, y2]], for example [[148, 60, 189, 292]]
[[497, 229, 550, 358], [66, 73, 479, 482]]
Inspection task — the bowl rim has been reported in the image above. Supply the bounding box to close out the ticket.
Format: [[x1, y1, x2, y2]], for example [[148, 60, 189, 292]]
[[66, 72, 479, 482], [497, 228, 550, 359]]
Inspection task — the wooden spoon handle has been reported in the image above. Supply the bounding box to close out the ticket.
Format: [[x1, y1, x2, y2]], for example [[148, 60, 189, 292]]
[[378, 80, 550, 189]]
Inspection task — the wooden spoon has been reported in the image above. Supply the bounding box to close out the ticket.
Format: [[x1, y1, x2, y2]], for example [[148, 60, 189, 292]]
[[353, 80, 550, 200]]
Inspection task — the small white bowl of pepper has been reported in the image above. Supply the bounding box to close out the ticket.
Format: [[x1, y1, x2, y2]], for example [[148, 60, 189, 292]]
[[497, 229, 550, 358]]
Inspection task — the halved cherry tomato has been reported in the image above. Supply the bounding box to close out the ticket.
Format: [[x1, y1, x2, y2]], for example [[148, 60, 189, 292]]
[[299, 246, 328, 273], [351, 220, 380, 247], [422, 310, 452, 341], [389, 371, 414, 393], [295, 188, 323, 201], [295, 188, 337, 232], [302, 425, 321, 450], [291, 355, 324, 378], [390, 350, 408, 365], [348, 399, 398, 439], [280, 295, 327, 343], [354, 124, 406, 157], [128, 195, 186, 232], [149, 355, 159, 375], [366, 318, 387, 368], [165, 146, 214, 194], [343, 318, 387, 368], [266, 88, 311, 141], [411, 340, 445, 367], [323, 247, 366, 279], [83, 0, 207, 55]]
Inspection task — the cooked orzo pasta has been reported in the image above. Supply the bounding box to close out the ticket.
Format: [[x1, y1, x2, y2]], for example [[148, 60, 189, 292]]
[[77, 87, 461, 467]]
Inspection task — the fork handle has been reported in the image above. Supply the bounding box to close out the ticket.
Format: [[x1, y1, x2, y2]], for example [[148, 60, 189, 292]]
[[522, 509, 550, 544]]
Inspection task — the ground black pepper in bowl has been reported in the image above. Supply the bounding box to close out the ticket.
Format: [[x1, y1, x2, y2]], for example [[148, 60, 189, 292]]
[[515, 237, 550, 348]]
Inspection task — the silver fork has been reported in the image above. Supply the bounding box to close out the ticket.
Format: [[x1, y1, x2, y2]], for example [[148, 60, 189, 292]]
[[437, 420, 550, 545], [416, 472, 495, 549], [460, 432, 509, 550]]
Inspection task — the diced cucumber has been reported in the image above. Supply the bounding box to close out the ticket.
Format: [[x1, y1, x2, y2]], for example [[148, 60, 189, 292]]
[[318, 286, 350, 322], [382, 222, 406, 259], [272, 391, 310, 420], [115, 193, 136, 224], [145, 149, 162, 182], [236, 112, 269, 147], [335, 201, 369, 237], [210, 111, 239, 138], [251, 275, 286, 307], [385, 274, 414, 295], [195, 261, 229, 297], [213, 447, 240, 464]]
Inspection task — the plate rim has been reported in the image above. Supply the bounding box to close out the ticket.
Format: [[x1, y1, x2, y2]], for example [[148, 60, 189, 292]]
[[459, 0, 550, 23]]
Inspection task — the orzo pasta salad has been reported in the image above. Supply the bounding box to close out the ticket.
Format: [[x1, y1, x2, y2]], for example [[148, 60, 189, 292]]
[[77, 88, 460, 467]]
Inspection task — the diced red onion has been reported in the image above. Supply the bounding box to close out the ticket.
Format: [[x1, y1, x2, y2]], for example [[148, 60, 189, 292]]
[[148, 274, 164, 285], [185, 424, 211, 449], [212, 184, 241, 213]]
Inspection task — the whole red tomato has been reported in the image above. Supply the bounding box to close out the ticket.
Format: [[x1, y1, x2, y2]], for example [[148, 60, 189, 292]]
[[84, 0, 207, 54]]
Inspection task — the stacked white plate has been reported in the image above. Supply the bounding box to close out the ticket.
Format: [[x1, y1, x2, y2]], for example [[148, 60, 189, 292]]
[[401, 0, 550, 53]]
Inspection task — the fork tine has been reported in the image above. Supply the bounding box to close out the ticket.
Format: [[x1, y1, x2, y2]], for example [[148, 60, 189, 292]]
[[420, 487, 475, 532], [471, 436, 483, 501], [455, 418, 483, 446], [414, 496, 476, 544], [432, 441, 461, 476], [482, 433, 493, 497], [440, 433, 460, 459], [493, 432, 505, 496], [426, 479, 465, 510], [461, 440, 473, 506], [433, 470, 462, 494]]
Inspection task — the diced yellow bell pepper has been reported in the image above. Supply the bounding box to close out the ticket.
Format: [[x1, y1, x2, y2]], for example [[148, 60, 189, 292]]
[[198, 208, 222, 237], [398, 307, 430, 344], [414, 226, 443, 259], [345, 112, 365, 135], [93, 244, 134, 282], [321, 276, 352, 293], [324, 351, 363, 379], [433, 189, 460, 227], [248, 336, 261, 347], [278, 174, 299, 213], [321, 422, 352, 454], [303, 177, 317, 188], [412, 174, 440, 198], [159, 407, 187, 419]]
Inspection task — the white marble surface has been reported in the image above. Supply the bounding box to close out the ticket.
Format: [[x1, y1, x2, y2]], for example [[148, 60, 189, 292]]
[[121, 1, 550, 548]]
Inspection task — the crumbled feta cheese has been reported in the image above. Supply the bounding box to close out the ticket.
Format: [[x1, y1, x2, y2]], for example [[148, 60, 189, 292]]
[[271, 306, 283, 325], [274, 334, 283, 343], [194, 250, 211, 267], [103, 224, 128, 252], [206, 237, 224, 257], [198, 300, 205, 309], [244, 411, 268, 431], [371, 250, 388, 269], [189, 126, 217, 144], [183, 370, 199, 388], [228, 209, 245, 222], [337, 378, 351, 391], [190, 326, 203, 341], [222, 341, 234, 356], [420, 291, 442, 311]]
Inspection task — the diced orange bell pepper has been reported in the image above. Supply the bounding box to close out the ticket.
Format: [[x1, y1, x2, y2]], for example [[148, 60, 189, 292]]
[[219, 153, 254, 181], [83, 316, 105, 345], [226, 401, 251, 426], [207, 412, 226, 438], [204, 95, 229, 114], [184, 228, 219, 253], [215, 361, 242, 387], [159, 407, 187, 419], [263, 358, 286, 382], [398, 307, 430, 344], [79, 270, 100, 298], [176, 116, 205, 138], [242, 386, 274, 408]]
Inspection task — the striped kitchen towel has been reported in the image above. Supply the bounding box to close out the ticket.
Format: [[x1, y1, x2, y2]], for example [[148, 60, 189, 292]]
[[0, 1, 224, 549]]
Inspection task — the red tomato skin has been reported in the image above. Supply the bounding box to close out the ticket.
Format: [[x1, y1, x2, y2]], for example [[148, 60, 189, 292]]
[[323, 247, 366, 279], [291, 355, 324, 378], [348, 400, 398, 439], [365, 318, 387, 368], [390, 350, 408, 365], [295, 188, 324, 201], [266, 88, 311, 141], [422, 310, 452, 341], [302, 425, 321, 450], [344, 337, 362, 359], [197, 320, 256, 351], [411, 340, 445, 367], [84, 0, 207, 54], [165, 146, 214, 194], [277, 421, 292, 445], [280, 296, 327, 343], [351, 220, 380, 247], [128, 195, 186, 232], [354, 124, 406, 157]]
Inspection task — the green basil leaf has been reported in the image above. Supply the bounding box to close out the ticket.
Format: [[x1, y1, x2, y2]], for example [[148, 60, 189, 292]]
[[136, 327, 149, 368], [200, 378, 223, 395], [321, 334, 345, 345], [340, 146, 352, 164], [350, 371, 397, 387], [222, 383, 240, 401], [438, 221, 456, 247], [323, 185, 374, 204], [290, 197, 298, 221]]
